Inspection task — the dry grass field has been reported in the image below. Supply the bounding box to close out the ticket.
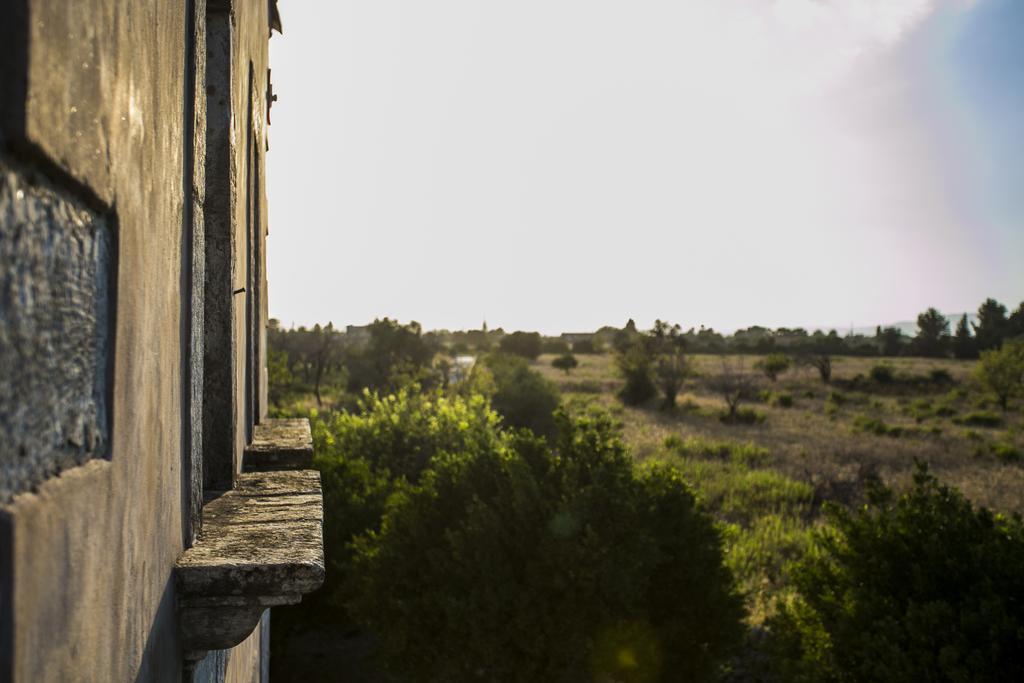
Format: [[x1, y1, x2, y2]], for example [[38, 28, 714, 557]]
[[533, 352, 1024, 620]]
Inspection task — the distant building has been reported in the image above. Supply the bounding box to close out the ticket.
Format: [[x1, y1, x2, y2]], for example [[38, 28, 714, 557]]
[[560, 332, 596, 345]]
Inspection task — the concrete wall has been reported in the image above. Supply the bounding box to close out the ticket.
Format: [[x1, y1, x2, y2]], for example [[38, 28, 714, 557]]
[[0, 1, 275, 680]]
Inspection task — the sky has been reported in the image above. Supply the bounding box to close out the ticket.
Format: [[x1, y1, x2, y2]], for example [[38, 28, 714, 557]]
[[266, 0, 1023, 335]]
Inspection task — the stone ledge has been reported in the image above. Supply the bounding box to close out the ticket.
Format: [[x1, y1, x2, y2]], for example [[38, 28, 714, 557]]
[[175, 469, 324, 660], [243, 418, 314, 471]]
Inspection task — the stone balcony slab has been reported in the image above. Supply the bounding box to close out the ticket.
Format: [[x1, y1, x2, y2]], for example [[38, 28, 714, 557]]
[[175, 469, 324, 659], [244, 418, 314, 471]]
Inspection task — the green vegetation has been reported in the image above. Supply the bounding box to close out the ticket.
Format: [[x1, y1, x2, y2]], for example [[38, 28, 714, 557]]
[[976, 339, 1024, 411], [349, 413, 744, 682], [767, 465, 1024, 682], [270, 306, 1024, 681], [756, 353, 792, 381], [551, 351, 578, 374]]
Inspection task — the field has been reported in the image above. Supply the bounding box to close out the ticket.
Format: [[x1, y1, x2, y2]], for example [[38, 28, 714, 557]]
[[533, 352, 1024, 621]]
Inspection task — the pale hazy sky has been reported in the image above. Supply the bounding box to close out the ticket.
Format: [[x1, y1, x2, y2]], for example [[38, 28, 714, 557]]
[[266, 0, 1022, 334]]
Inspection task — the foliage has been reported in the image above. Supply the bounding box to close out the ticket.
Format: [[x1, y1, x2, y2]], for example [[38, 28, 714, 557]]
[[616, 339, 658, 406], [708, 356, 755, 420], [316, 387, 505, 482], [344, 318, 438, 393], [542, 338, 570, 354], [651, 320, 689, 410], [480, 353, 561, 438], [307, 389, 507, 625], [348, 412, 745, 682], [875, 326, 904, 357], [551, 351, 579, 374], [953, 314, 977, 359], [767, 465, 1024, 682], [572, 338, 601, 354], [953, 411, 1004, 428], [498, 331, 543, 360], [756, 353, 792, 381], [869, 364, 894, 384], [976, 340, 1024, 411], [913, 307, 950, 357], [973, 298, 1009, 352]]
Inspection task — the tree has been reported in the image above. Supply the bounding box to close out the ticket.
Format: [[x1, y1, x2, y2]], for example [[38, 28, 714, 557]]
[[615, 339, 657, 406], [348, 412, 745, 682], [551, 352, 578, 375], [952, 314, 977, 359], [708, 356, 755, 420], [913, 307, 950, 357], [976, 340, 1024, 411], [302, 323, 344, 407], [1008, 302, 1024, 339], [797, 331, 843, 384], [480, 354, 561, 438], [876, 326, 903, 357], [973, 298, 1008, 352], [498, 331, 543, 360], [345, 318, 437, 393], [651, 320, 688, 410], [755, 353, 791, 381], [769, 465, 1024, 682]]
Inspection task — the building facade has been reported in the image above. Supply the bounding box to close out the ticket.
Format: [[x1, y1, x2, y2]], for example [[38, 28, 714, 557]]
[[0, 1, 322, 681]]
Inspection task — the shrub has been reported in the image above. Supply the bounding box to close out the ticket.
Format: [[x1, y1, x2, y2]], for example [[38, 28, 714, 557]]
[[541, 338, 570, 354], [721, 407, 766, 425], [869, 364, 894, 384], [481, 353, 561, 438], [663, 435, 771, 468], [615, 342, 658, 406], [349, 413, 745, 682], [852, 415, 904, 438], [989, 440, 1021, 463], [976, 340, 1024, 411], [772, 391, 794, 408], [572, 338, 601, 354], [953, 411, 1004, 428], [767, 465, 1024, 682], [755, 353, 792, 381], [551, 351, 579, 375], [498, 331, 543, 360], [309, 390, 507, 620], [317, 388, 504, 482]]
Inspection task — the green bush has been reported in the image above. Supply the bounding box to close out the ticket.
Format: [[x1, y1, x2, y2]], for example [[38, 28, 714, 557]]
[[767, 465, 1024, 682], [852, 415, 907, 438], [316, 387, 505, 482], [308, 390, 508, 622], [498, 331, 544, 359], [869, 364, 894, 383], [481, 353, 561, 438], [616, 342, 658, 406], [349, 413, 745, 682], [976, 340, 1024, 411], [990, 440, 1021, 463], [720, 406, 766, 425], [755, 353, 792, 382], [572, 338, 601, 354], [953, 411, 1004, 428], [773, 391, 795, 408], [663, 434, 771, 468], [551, 351, 579, 374]]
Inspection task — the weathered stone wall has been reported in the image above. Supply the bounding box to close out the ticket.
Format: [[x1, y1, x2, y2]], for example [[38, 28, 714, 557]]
[[0, 157, 113, 505], [0, 0, 274, 680]]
